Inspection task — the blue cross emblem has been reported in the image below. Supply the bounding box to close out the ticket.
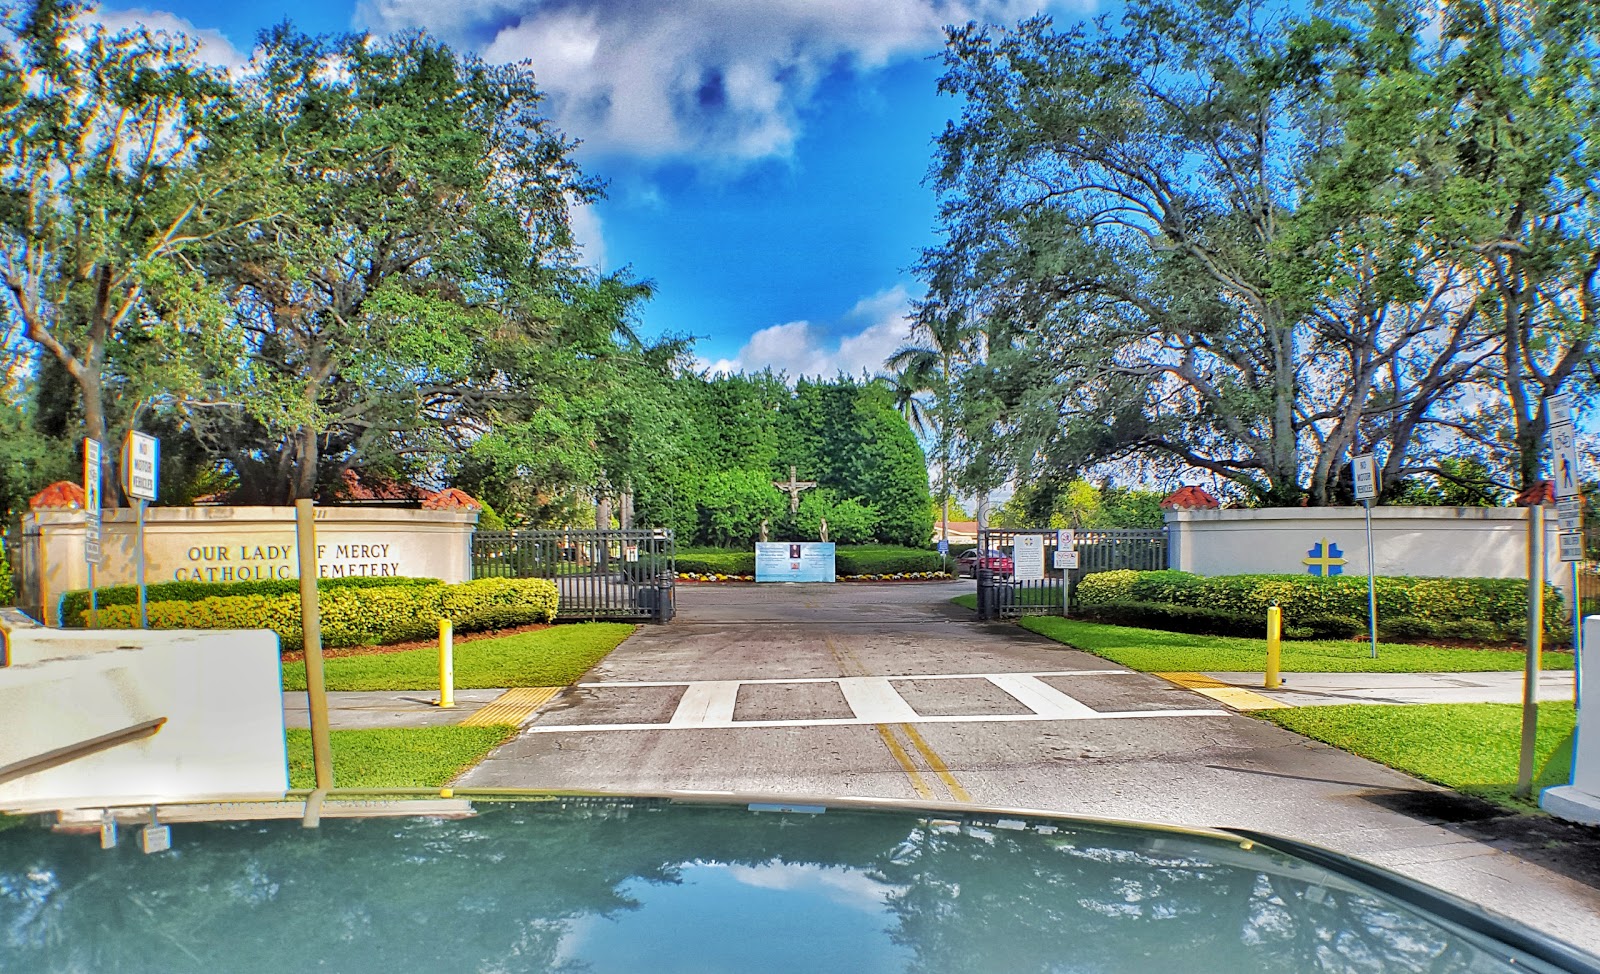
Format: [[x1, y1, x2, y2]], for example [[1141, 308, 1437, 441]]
[[1303, 539, 1346, 577]]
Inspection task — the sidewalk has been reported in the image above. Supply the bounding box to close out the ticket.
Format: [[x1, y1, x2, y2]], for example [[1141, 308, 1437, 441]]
[[282, 688, 561, 730], [1159, 670, 1576, 711]]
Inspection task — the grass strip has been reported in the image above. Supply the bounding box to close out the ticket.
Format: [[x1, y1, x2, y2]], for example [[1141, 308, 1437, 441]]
[[285, 725, 517, 790], [1257, 703, 1575, 811], [1016, 617, 1572, 674], [282, 622, 635, 691]]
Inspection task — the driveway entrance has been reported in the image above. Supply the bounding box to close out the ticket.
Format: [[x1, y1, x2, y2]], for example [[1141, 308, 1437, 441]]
[[460, 580, 1600, 950]]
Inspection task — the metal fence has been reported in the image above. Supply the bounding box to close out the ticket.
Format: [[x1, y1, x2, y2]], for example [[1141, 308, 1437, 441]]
[[471, 528, 676, 622], [975, 526, 1168, 621]]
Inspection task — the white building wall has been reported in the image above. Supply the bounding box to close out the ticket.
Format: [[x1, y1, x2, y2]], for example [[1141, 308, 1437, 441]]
[[1166, 506, 1570, 603], [21, 506, 478, 625]]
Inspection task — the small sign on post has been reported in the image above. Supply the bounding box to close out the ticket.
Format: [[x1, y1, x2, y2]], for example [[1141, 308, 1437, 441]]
[[1351, 454, 1378, 501], [83, 438, 103, 628], [122, 430, 159, 628], [1560, 532, 1585, 563], [1558, 496, 1584, 533], [1351, 453, 1379, 657], [1551, 423, 1580, 498]]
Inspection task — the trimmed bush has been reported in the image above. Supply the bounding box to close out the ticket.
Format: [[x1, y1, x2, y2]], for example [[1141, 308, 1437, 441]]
[[834, 545, 942, 575], [676, 549, 757, 575], [61, 575, 439, 628], [1297, 614, 1365, 640], [95, 577, 559, 649], [1080, 570, 1559, 636], [676, 544, 942, 577], [1075, 570, 1140, 606], [1081, 600, 1312, 639]]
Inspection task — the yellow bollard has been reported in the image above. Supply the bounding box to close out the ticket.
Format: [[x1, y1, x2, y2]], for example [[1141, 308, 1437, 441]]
[[1265, 605, 1281, 689], [437, 618, 454, 707]]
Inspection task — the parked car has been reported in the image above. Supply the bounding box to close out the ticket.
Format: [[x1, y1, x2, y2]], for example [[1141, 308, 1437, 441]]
[[956, 547, 1014, 577]]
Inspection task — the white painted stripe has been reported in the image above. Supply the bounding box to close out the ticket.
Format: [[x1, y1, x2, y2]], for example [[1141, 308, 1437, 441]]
[[668, 681, 740, 727], [524, 709, 1230, 734], [578, 669, 1130, 688], [987, 674, 1098, 719], [837, 677, 920, 723]]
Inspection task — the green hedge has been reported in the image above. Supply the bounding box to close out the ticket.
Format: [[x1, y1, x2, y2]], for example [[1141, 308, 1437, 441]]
[[677, 545, 943, 576], [1076, 570, 1563, 642], [835, 545, 943, 575], [94, 577, 559, 649], [1078, 570, 1557, 628], [61, 575, 439, 628], [1082, 600, 1312, 639]]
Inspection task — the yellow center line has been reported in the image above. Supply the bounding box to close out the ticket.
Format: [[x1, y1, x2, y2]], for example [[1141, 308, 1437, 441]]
[[898, 722, 973, 803], [874, 724, 934, 799], [826, 634, 974, 803]]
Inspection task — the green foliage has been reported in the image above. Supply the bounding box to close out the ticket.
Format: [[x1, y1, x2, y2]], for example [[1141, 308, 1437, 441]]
[[60, 575, 439, 628], [997, 481, 1165, 529], [833, 546, 943, 576], [1020, 618, 1573, 674], [280, 622, 633, 692], [1079, 571, 1558, 636], [1259, 704, 1575, 811], [1079, 601, 1304, 640], [676, 549, 757, 576], [1072, 570, 1140, 606], [696, 469, 786, 548], [96, 577, 559, 648], [285, 726, 517, 789], [475, 499, 509, 532], [0, 543, 12, 606]]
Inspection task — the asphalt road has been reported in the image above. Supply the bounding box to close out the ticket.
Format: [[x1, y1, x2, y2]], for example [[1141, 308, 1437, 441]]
[[460, 580, 1600, 951]]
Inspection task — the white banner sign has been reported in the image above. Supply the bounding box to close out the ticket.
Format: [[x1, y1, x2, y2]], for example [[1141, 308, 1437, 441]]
[[1549, 394, 1574, 428], [122, 431, 160, 501], [1053, 550, 1079, 570], [1558, 496, 1584, 533], [1013, 534, 1045, 581]]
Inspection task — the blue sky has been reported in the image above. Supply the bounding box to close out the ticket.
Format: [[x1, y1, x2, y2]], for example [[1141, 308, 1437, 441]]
[[94, 0, 1096, 378]]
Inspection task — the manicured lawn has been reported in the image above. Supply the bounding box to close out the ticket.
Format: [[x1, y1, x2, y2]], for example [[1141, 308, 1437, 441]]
[[951, 589, 1063, 610], [281, 622, 635, 691], [1016, 617, 1573, 673], [285, 726, 517, 789], [1258, 703, 1576, 810]]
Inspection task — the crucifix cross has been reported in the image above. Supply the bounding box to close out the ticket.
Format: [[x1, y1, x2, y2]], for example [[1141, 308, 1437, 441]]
[[773, 465, 817, 513]]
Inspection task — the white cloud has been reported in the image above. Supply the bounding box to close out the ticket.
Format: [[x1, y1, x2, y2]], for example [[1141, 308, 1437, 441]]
[[357, 0, 1093, 161], [702, 284, 916, 379], [93, 9, 249, 69], [567, 197, 607, 271]]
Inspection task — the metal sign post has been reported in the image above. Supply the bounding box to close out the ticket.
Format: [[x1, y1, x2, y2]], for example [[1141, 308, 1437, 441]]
[[83, 439, 102, 628], [1352, 454, 1379, 657], [122, 431, 159, 629], [1549, 396, 1583, 708]]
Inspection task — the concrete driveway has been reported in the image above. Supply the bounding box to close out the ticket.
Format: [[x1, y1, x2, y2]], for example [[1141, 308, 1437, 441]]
[[460, 580, 1600, 951]]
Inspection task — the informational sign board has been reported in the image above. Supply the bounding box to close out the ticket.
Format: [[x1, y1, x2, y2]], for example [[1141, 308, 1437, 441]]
[[83, 438, 103, 566], [1013, 534, 1045, 581], [1559, 532, 1585, 563], [1056, 529, 1075, 549], [1351, 454, 1378, 501], [1053, 550, 1080, 570], [1549, 394, 1573, 428], [1551, 423, 1580, 498], [1558, 496, 1584, 533], [754, 542, 836, 582], [122, 431, 159, 501], [937, 539, 949, 555]]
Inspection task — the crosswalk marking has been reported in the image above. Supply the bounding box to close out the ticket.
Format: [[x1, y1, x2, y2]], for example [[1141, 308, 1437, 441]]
[[523, 709, 1229, 734], [987, 673, 1100, 719], [669, 681, 740, 726], [519, 669, 1232, 733], [837, 677, 921, 723]]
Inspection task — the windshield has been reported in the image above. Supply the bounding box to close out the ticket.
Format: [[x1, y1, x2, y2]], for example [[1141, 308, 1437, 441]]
[[0, 798, 1577, 974]]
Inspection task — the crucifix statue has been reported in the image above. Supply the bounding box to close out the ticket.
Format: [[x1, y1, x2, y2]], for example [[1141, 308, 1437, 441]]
[[772, 465, 817, 514]]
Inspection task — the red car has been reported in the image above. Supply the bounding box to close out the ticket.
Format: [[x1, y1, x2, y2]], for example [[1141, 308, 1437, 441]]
[[956, 548, 1013, 577]]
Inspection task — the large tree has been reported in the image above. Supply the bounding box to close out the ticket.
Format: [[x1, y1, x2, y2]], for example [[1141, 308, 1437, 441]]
[[0, 0, 242, 502], [192, 27, 618, 503]]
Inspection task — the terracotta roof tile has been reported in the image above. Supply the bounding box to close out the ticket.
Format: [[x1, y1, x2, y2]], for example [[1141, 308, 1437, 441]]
[[423, 487, 483, 511], [30, 481, 87, 510], [1160, 485, 1221, 510]]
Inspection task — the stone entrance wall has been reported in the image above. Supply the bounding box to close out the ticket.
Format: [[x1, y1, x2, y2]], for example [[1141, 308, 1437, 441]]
[[18, 506, 478, 625]]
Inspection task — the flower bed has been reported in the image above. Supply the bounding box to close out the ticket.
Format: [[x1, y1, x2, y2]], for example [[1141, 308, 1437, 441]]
[[676, 572, 954, 583]]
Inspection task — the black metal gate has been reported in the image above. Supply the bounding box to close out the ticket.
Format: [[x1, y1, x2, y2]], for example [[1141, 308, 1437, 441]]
[[471, 528, 676, 622], [975, 526, 1167, 621]]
